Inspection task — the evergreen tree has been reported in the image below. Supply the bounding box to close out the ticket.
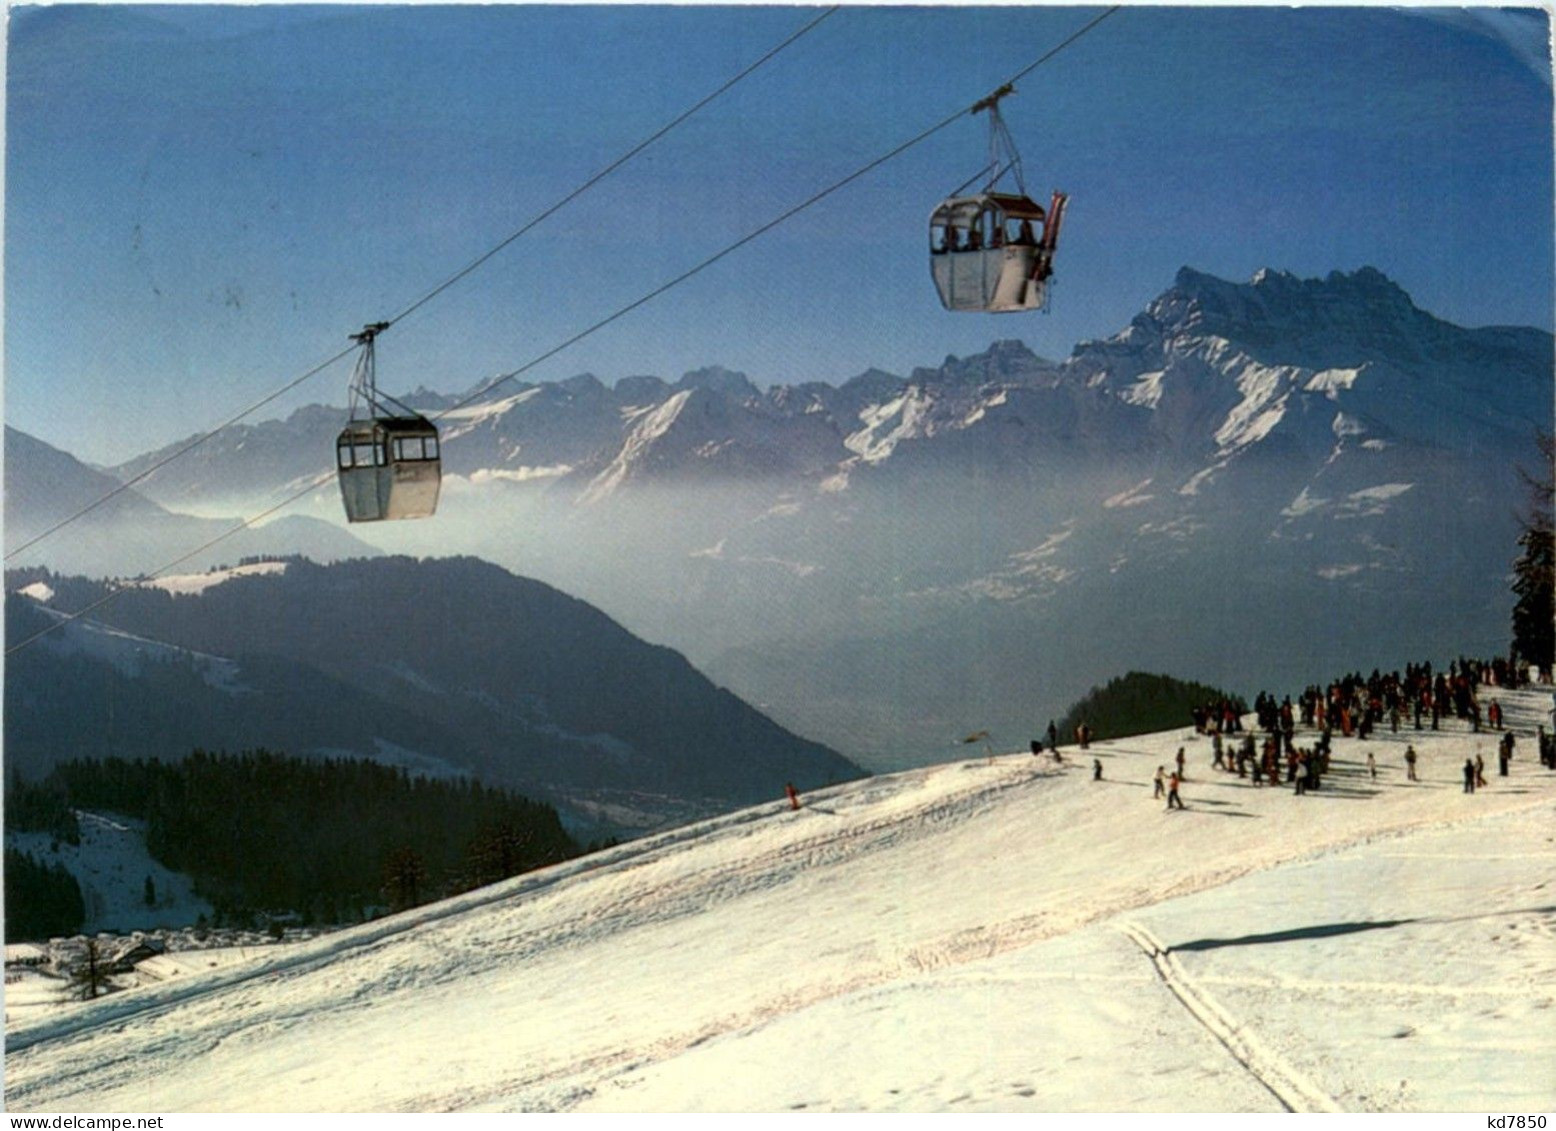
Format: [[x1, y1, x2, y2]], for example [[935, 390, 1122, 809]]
[[383, 846, 428, 911], [40, 751, 578, 923], [1513, 430, 1555, 674], [4, 849, 85, 941], [1058, 672, 1246, 743], [6, 770, 80, 845]]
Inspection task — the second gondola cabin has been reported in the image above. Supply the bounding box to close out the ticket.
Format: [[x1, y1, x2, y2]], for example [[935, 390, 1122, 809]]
[[337, 415, 441, 522], [335, 321, 442, 523]]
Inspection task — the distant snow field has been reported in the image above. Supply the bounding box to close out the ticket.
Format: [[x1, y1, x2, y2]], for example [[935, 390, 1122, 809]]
[[6, 688, 1554, 1112]]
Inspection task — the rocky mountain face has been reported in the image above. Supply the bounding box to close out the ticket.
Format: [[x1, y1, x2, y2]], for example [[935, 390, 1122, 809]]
[[5, 557, 863, 834], [17, 266, 1550, 767]]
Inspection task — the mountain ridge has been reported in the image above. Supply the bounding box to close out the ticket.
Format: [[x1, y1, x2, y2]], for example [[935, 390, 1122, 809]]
[[11, 265, 1547, 765], [5, 556, 865, 831], [85, 265, 1549, 510]]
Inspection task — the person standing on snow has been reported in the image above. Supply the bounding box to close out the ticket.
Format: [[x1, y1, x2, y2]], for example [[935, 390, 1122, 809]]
[[1175, 747, 1186, 780], [1366, 751, 1377, 780], [785, 782, 801, 810], [1463, 759, 1477, 794], [1153, 765, 1166, 799], [1092, 758, 1103, 781], [1405, 745, 1419, 781], [1166, 771, 1185, 811], [1475, 753, 1487, 788]]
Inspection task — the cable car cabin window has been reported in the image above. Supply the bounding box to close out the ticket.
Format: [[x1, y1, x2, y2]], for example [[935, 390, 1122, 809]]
[[1007, 217, 1037, 246], [337, 442, 353, 470], [350, 442, 384, 468], [982, 209, 1004, 249], [390, 435, 440, 462]]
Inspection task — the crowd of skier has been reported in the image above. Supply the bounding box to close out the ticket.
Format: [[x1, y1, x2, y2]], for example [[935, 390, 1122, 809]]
[[1075, 657, 1555, 813]]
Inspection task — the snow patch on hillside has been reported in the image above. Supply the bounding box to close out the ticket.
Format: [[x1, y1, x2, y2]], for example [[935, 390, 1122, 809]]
[[1104, 478, 1155, 509], [141, 560, 288, 595], [961, 389, 1008, 427], [845, 391, 932, 463], [31, 609, 248, 694], [1342, 483, 1415, 517], [1282, 488, 1327, 517], [438, 387, 542, 438], [582, 390, 693, 502], [1179, 462, 1226, 496], [17, 581, 55, 603], [1214, 364, 1298, 454], [1332, 412, 1369, 438], [1306, 366, 1365, 396], [7, 812, 212, 935], [1121, 370, 1165, 409]]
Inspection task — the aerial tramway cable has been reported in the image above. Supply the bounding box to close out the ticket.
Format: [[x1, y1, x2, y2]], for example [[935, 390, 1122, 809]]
[[436, 6, 1120, 419], [5, 5, 1121, 658], [4, 6, 839, 562]]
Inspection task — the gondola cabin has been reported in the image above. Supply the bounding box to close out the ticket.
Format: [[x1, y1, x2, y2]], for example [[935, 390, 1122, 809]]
[[929, 190, 1065, 313], [336, 415, 441, 523]]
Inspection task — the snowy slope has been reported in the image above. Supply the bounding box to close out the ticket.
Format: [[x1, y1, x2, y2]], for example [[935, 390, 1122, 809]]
[[6, 688, 1554, 1112], [7, 812, 213, 935]]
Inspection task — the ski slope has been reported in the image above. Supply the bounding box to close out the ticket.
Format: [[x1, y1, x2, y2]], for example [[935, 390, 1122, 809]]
[[7, 688, 1554, 1112]]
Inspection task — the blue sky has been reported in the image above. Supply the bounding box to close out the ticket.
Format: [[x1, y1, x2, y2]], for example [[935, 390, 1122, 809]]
[[6, 4, 1553, 464]]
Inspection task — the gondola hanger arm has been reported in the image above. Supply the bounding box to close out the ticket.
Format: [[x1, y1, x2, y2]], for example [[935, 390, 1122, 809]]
[[969, 83, 1015, 116]]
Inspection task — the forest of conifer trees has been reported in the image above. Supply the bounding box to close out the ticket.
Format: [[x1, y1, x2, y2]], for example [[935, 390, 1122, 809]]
[[7, 752, 581, 932]]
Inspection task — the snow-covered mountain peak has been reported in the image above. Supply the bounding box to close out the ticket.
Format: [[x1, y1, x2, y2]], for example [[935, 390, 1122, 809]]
[[909, 340, 1057, 390], [1146, 266, 1436, 369]]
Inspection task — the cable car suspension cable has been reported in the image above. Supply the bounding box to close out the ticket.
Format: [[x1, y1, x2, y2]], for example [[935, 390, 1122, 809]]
[[385, 5, 841, 333], [5, 5, 1120, 657], [4, 346, 358, 564], [435, 5, 1121, 419], [4, 7, 838, 566], [4, 471, 338, 658]]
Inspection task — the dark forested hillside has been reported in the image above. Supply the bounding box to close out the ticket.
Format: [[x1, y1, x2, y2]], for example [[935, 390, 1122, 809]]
[[5, 849, 85, 941], [5, 558, 863, 824], [1057, 672, 1247, 744], [38, 752, 579, 925]]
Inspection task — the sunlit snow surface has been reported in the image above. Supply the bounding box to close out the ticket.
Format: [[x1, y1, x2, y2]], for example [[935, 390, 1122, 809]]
[[137, 560, 288, 595], [6, 689, 1554, 1112]]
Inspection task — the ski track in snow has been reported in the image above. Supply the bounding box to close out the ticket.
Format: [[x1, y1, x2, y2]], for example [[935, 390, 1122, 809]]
[[7, 687, 1556, 1112], [1118, 920, 1341, 1113]]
